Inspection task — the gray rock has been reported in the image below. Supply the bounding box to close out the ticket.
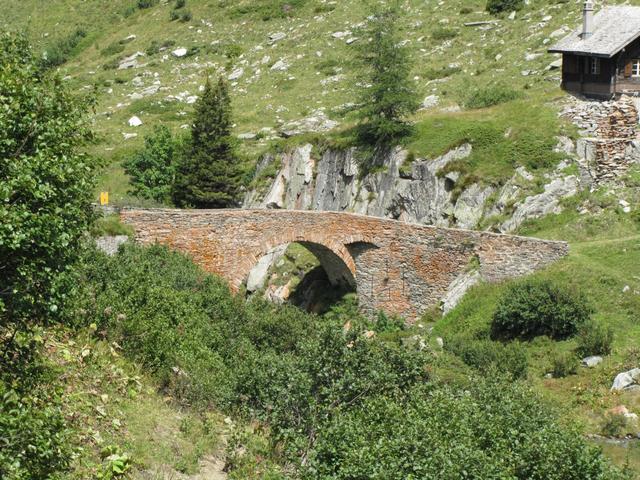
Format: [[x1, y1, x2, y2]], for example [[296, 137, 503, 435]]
[[118, 51, 145, 70], [582, 356, 603, 368], [280, 110, 338, 137], [611, 368, 640, 391], [442, 270, 482, 314], [420, 95, 440, 110], [270, 59, 289, 72], [246, 244, 287, 292], [172, 48, 188, 58], [268, 32, 286, 43], [228, 67, 244, 80], [95, 236, 128, 256]]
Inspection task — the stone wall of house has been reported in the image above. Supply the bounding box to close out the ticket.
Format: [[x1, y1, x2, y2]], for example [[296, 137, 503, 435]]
[[564, 95, 640, 184], [120, 208, 568, 321]]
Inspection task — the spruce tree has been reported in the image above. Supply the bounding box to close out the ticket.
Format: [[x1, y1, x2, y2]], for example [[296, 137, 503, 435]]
[[172, 76, 241, 208], [356, 3, 419, 150]]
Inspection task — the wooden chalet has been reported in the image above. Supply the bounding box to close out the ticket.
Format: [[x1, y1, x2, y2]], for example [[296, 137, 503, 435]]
[[549, 2, 640, 99]]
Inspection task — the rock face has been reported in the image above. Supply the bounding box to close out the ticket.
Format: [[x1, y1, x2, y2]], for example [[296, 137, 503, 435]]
[[244, 143, 578, 233], [95, 236, 129, 256]]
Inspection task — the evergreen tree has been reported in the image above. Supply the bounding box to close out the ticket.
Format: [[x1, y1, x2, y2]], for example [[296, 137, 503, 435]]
[[356, 3, 419, 150], [172, 76, 241, 208]]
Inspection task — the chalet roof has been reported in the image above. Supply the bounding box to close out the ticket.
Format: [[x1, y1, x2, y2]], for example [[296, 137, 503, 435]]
[[549, 6, 640, 58]]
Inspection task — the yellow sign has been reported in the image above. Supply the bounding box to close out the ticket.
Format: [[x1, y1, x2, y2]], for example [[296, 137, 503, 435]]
[[100, 192, 109, 206]]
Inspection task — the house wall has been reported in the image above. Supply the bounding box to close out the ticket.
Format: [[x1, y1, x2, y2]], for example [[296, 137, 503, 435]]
[[615, 36, 640, 94], [562, 53, 615, 98]]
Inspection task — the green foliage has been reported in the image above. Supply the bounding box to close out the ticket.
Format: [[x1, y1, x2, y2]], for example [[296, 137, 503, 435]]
[[446, 334, 529, 379], [0, 33, 97, 324], [0, 386, 72, 480], [487, 0, 524, 14], [465, 84, 523, 109], [97, 445, 131, 479], [230, 0, 309, 21], [123, 125, 179, 203], [491, 279, 593, 341], [39, 28, 87, 69], [576, 320, 614, 357], [354, 3, 419, 154], [91, 214, 135, 237], [550, 350, 578, 378], [179, 10, 193, 22], [74, 244, 622, 477], [431, 27, 458, 41], [307, 379, 619, 479], [137, 0, 158, 9], [172, 77, 242, 208], [601, 414, 628, 438]]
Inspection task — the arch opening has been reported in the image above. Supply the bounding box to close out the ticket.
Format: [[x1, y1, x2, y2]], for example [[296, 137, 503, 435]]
[[245, 241, 357, 314]]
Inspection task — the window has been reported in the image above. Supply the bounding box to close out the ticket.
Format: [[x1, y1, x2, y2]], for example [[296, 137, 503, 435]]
[[633, 59, 640, 77], [590, 57, 600, 75]]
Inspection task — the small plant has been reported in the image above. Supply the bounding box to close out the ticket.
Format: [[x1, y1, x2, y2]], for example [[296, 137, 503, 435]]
[[486, 0, 524, 15], [169, 9, 180, 21], [576, 320, 614, 357], [460, 6, 473, 14], [601, 414, 627, 438], [491, 279, 593, 341], [137, 0, 158, 9], [465, 84, 523, 109], [432, 27, 458, 41], [446, 334, 529, 379], [180, 10, 193, 22], [97, 445, 131, 479], [550, 351, 578, 378], [175, 0, 186, 8]]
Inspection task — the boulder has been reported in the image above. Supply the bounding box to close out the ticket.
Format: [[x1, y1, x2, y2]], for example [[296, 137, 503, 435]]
[[172, 47, 188, 58], [420, 95, 440, 110], [611, 368, 640, 391], [128, 116, 142, 127], [581, 356, 603, 368], [228, 67, 244, 80], [270, 59, 289, 72]]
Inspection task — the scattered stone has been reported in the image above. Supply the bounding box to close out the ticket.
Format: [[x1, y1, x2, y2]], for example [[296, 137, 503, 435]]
[[238, 132, 257, 140], [582, 356, 603, 368], [548, 58, 563, 70], [118, 51, 145, 70], [270, 59, 289, 72], [128, 116, 142, 127], [436, 337, 444, 348], [611, 368, 640, 392], [279, 110, 338, 137], [122, 133, 138, 140], [228, 67, 244, 80], [420, 94, 440, 110], [172, 47, 188, 58], [623, 285, 631, 293], [95, 236, 128, 256], [268, 32, 286, 43]]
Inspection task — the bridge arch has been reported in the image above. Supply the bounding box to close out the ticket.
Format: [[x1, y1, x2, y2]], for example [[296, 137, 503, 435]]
[[234, 231, 377, 292]]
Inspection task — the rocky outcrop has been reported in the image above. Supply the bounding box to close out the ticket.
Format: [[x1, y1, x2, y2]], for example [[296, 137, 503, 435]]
[[244, 143, 579, 234]]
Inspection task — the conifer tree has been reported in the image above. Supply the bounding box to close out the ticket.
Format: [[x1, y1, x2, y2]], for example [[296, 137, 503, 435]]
[[172, 76, 241, 208], [356, 3, 419, 150]]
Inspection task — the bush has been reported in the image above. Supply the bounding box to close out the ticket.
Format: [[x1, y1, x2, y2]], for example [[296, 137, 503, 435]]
[[180, 10, 193, 22], [0, 387, 73, 479], [601, 413, 627, 438], [1, 33, 97, 324], [307, 379, 619, 479], [551, 351, 578, 378], [486, 0, 524, 14], [123, 125, 179, 203], [137, 0, 158, 8], [175, 0, 186, 7], [446, 334, 529, 379], [39, 28, 87, 69], [431, 27, 458, 41], [465, 84, 523, 109], [576, 320, 614, 357], [491, 279, 593, 341]]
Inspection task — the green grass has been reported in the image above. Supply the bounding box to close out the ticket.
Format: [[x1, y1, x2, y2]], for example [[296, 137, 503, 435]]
[[1, 0, 621, 197]]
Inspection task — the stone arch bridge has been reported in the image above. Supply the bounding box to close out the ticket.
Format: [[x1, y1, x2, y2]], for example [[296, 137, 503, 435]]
[[120, 208, 568, 320]]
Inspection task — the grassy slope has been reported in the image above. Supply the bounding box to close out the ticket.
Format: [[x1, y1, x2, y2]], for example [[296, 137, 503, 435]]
[[44, 325, 226, 479], [433, 172, 640, 474], [4, 0, 633, 203]]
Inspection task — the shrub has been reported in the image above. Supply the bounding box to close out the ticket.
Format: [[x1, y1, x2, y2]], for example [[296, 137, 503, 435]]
[[460, 6, 473, 14], [169, 9, 180, 21], [465, 84, 523, 109], [601, 413, 627, 438], [491, 279, 593, 341], [486, 0, 524, 15], [1, 33, 96, 325], [307, 379, 619, 479], [446, 334, 529, 379], [39, 28, 87, 69], [137, 0, 158, 8], [0, 386, 73, 479], [175, 0, 186, 7], [551, 351, 578, 378], [576, 320, 614, 357], [431, 27, 458, 41], [123, 125, 179, 203], [180, 10, 193, 22]]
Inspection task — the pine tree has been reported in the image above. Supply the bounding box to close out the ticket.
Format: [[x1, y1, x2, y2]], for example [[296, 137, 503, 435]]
[[356, 3, 419, 150], [172, 76, 241, 208]]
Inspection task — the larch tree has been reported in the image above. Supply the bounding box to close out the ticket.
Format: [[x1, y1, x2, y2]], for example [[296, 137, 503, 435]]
[[172, 76, 242, 208]]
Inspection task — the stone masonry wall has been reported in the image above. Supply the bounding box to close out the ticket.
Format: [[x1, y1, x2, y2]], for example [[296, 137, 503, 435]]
[[120, 208, 568, 321]]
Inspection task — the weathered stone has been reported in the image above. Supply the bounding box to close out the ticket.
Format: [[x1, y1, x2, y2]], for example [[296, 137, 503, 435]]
[[121, 208, 568, 321], [611, 368, 640, 391], [582, 356, 603, 368], [95, 236, 129, 256]]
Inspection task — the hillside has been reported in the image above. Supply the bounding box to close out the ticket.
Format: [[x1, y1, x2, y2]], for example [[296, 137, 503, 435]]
[[4, 0, 630, 203], [3, 0, 640, 477]]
